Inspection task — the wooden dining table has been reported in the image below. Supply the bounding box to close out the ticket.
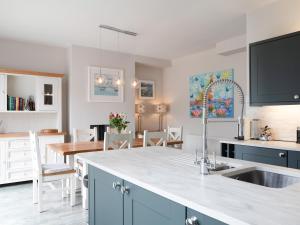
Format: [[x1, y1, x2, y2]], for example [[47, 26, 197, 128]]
[[47, 138, 183, 159]]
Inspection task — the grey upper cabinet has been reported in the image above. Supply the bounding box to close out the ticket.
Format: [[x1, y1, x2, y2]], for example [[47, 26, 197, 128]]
[[123, 181, 185, 225], [235, 145, 288, 167], [186, 208, 227, 225], [88, 165, 124, 225], [250, 32, 300, 106]]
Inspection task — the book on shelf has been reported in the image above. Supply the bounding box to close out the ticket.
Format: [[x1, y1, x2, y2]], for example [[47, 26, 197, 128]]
[[7, 95, 25, 111]]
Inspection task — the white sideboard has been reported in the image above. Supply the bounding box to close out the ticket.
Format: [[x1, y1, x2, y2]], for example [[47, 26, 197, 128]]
[[0, 134, 64, 185]]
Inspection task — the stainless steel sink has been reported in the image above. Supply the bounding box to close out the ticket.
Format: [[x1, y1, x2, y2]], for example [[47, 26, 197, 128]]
[[224, 169, 300, 188]]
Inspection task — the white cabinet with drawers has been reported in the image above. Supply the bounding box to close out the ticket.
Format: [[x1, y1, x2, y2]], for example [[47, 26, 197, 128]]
[[0, 134, 64, 185]]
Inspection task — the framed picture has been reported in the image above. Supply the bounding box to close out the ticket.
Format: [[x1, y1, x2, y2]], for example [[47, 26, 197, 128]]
[[189, 68, 234, 119], [139, 80, 155, 99], [88, 66, 124, 102]]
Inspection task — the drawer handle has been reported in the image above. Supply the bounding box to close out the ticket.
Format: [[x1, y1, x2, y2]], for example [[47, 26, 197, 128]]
[[112, 181, 122, 191], [294, 94, 299, 100], [121, 186, 130, 195], [278, 152, 286, 158], [186, 216, 199, 225]]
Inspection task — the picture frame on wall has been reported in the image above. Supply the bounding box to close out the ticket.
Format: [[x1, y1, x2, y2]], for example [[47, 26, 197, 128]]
[[88, 66, 124, 102], [139, 80, 155, 99]]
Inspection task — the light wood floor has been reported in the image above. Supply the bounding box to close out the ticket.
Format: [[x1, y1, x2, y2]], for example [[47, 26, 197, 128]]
[[0, 182, 88, 225]]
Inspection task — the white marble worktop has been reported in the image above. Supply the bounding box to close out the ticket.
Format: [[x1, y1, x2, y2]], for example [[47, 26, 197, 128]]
[[77, 147, 300, 225], [220, 139, 300, 152]]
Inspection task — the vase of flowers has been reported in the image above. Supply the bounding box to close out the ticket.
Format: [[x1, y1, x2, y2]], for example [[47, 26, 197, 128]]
[[108, 113, 130, 134]]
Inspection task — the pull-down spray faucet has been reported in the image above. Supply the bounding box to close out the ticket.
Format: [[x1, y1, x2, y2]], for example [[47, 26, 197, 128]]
[[199, 79, 245, 175]]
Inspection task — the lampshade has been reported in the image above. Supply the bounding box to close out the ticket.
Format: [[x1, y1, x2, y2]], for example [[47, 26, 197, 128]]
[[136, 104, 146, 114], [156, 104, 167, 113]]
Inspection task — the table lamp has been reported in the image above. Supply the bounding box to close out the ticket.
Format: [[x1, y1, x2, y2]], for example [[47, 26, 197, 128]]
[[155, 104, 167, 131]]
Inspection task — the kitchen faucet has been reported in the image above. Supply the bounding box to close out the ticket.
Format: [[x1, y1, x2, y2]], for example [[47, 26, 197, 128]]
[[199, 79, 245, 175]]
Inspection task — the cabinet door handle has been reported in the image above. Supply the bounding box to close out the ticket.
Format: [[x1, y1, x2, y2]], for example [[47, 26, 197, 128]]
[[185, 216, 199, 225], [112, 181, 122, 190], [121, 186, 130, 195], [278, 152, 286, 158], [294, 94, 299, 100]]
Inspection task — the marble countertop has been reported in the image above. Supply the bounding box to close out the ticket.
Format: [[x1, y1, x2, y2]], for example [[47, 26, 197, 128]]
[[77, 147, 300, 225], [220, 139, 300, 152]]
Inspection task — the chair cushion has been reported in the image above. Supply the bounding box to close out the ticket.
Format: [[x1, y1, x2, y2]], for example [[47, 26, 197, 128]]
[[42, 163, 73, 174]]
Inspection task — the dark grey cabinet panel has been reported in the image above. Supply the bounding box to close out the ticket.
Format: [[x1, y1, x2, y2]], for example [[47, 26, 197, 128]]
[[288, 151, 300, 169], [88, 165, 124, 225], [187, 208, 227, 225], [124, 181, 185, 225], [89, 165, 229, 225], [250, 32, 300, 106], [235, 145, 287, 167]]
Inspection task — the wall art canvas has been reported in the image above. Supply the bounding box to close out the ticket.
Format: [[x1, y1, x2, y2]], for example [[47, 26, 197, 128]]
[[88, 66, 124, 102], [139, 80, 155, 99], [189, 69, 234, 118]]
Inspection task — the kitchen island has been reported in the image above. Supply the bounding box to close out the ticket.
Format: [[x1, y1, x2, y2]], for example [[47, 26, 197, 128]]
[[77, 147, 300, 225]]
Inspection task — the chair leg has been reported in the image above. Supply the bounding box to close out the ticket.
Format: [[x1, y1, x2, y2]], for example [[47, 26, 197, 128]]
[[70, 177, 76, 206], [62, 179, 66, 199], [33, 178, 38, 204], [38, 180, 43, 213]]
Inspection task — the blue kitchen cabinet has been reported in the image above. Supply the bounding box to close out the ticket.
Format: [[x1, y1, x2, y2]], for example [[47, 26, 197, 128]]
[[186, 208, 227, 225], [89, 165, 228, 225], [89, 165, 185, 225], [235, 145, 287, 167], [88, 165, 124, 225], [288, 151, 300, 169], [123, 181, 185, 225]]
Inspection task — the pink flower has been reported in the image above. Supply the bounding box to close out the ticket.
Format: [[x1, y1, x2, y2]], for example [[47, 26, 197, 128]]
[[216, 109, 227, 117], [192, 110, 202, 117]]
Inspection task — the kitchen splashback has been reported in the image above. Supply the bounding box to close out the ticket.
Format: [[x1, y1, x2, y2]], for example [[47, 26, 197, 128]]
[[246, 105, 300, 141]]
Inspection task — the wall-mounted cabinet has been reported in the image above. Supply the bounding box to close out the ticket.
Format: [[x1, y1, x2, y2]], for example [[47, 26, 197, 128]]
[[250, 31, 300, 106], [0, 68, 64, 131]]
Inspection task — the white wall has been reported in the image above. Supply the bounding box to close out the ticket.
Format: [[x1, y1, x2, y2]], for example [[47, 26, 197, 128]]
[[135, 63, 164, 131], [163, 48, 246, 153], [0, 38, 68, 132], [246, 0, 300, 141], [68, 45, 136, 135]]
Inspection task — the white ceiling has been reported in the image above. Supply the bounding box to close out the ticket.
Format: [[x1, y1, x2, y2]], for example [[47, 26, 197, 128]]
[[0, 0, 276, 60]]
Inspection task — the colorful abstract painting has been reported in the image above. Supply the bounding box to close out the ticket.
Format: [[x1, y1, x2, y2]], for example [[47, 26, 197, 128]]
[[189, 69, 234, 118]]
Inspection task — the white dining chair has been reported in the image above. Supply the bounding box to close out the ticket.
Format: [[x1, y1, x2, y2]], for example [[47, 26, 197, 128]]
[[73, 127, 97, 209], [103, 131, 133, 151], [143, 130, 167, 147], [167, 126, 183, 149], [73, 127, 98, 143], [73, 128, 97, 175], [30, 131, 76, 213]]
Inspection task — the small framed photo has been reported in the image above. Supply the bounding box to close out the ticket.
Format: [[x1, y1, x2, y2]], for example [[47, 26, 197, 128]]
[[88, 66, 124, 102], [139, 80, 155, 99]]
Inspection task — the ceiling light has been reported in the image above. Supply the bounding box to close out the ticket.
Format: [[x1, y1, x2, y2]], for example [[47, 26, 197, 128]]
[[116, 79, 122, 86], [132, 79, 139, 88], [97, 77, 103, 84]]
